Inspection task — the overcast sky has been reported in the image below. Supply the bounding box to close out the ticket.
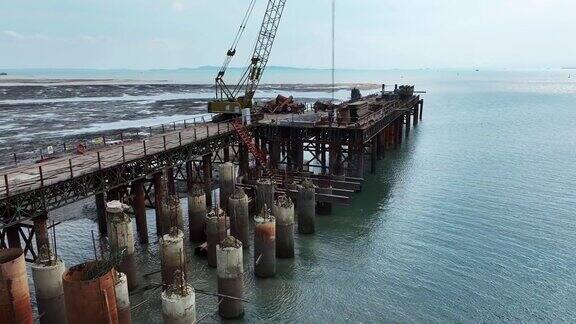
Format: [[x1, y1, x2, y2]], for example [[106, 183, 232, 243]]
[[1, 0, 575, 69]]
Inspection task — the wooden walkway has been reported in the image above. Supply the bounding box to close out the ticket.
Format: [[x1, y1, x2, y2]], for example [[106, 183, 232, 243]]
[[0, 119, 237, 199]]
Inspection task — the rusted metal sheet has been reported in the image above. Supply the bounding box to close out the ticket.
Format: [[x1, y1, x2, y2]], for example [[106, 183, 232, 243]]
[[0, 248, 33, 324], [63, 262, 118, 324]]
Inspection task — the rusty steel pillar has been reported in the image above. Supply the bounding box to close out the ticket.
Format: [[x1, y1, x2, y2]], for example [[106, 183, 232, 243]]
[[223, 146, 231, 162], [293, 140, 304, 171], [132, 179, 148, 244], [414, 101, 420, 125], [95, 192, 107, 236], [166, 167, 176, 196], [202, 153, 213, 207], [269, 141, 281, 169], [419, 99, 424, 121], [238, 144, 249, 178], [405, 112, 411, 137], [386, 125, 394, 150], [34, 213, 50, 258], [316, 179, 333, 215], [348, 146, 364, 178], [398, 118, 404, 146], [393, 119, 399, 150], [6, 224, 21, 249], [63, 262, 118, 324], [329, 145, 345, 177], [0, 248, 33, 324], [320, 143, 327, 174], [377, 130, 385, 160], [371, 138, 377, 174], [153, 171, 167, 236]]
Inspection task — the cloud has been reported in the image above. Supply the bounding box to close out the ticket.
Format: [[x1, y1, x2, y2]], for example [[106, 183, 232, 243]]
[[172, 1, 185, 12], [3, 30, 52, 41]]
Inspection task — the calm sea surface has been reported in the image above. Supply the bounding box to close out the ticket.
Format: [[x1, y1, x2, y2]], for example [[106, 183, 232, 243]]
[[9, 68, 576, 322]]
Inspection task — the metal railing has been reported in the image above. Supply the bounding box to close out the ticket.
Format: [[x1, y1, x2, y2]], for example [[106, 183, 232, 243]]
[[3, 114, 216, 170], [0, 114, 260, 199]]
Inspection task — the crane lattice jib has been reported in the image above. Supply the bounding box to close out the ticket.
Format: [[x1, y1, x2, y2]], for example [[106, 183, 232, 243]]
[[232, 0, 287, 105]]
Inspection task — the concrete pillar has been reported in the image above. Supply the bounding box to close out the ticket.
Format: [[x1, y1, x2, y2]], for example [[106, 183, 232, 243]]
[[31, 259, 66, 324], [206, 209, 227, 268], [106, 201, 138, 290], [254, 208, 276, 278], [131, 180, 148, 244], [216, 237, 244, 319], [95, 192, 107, 236], [164, 195, 184, 235], [153, 171, 167, 236], [187, 185, 207, 243], [273, 195, 295, 258], [256, 178, 274, 214], [297, 179, 316, 234], [160, 228, 185, 288], [228, 188, 249, 249], [161, 278, 196, 324], [316, 179, 333, 215], [219, 162, 235, 213], [202, 153, 213, 207], [114, 272, 132, 324], [414, 101, 420, 125]]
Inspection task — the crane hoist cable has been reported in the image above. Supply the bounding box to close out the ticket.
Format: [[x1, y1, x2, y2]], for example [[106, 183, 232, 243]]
[[217, 0, 258, 81]]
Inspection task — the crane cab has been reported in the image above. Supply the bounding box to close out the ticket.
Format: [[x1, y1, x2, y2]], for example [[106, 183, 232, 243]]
[[208, 100, 243, 114]]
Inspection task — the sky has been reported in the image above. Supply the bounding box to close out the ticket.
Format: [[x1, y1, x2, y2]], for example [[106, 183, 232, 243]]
[[1, 0, 575, 70]]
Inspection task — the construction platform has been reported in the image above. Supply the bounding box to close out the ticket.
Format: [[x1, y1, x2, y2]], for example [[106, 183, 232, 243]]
[[0, 86, 423, 260]]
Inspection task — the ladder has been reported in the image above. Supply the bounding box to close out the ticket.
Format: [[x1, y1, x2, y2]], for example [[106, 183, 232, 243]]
[[231, 120, 273, 178]]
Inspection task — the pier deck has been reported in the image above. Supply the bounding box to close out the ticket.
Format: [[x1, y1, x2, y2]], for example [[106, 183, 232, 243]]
[[0, 88, 423, 258]]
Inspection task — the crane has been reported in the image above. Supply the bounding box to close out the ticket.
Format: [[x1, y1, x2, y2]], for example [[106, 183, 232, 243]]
[[208, 0, 288, 115]]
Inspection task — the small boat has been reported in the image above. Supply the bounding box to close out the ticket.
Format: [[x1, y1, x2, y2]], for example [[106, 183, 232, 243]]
[[0, 72, 7, 76]]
